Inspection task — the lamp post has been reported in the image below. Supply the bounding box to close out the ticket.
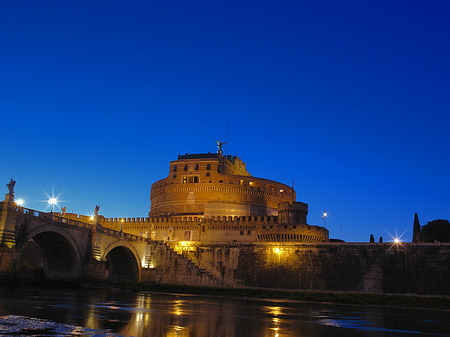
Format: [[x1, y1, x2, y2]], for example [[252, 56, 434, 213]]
[[322, 211, 327, 228], [48, 197, 57, 214]]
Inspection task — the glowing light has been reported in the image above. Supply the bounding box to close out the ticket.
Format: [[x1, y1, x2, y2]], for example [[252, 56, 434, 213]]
[[121, 219, 124, 222], [89, 216, 94, 221], [385, 229, 408, 251], [273, 247, 281, 254], [43, 189, 65, 212], [323, 212, 327, 217], [279, 189, 284, 193], [15, 198, 25, 207]]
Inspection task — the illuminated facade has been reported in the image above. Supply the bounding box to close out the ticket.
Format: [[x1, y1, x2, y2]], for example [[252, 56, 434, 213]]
[[59, 150, 329, 243], [150, 152, 295, 218]]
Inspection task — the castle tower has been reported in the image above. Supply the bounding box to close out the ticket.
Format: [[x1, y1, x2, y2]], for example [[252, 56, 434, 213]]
[[149, 152, 295, 218], [277, 201, 308, 225]]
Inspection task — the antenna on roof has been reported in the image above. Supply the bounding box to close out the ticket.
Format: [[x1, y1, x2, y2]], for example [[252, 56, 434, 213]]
[[291, 178, 295, 204], [225, 114, 229, 157]]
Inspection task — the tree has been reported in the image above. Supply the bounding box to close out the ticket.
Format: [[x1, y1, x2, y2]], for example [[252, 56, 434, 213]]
[[412, 213, 420, 242], [416, 219, 450, 243]]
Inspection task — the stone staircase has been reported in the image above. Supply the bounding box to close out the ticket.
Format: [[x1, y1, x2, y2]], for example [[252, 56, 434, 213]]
[[166, 243, 243, 287], [141, 242, 223, 287]]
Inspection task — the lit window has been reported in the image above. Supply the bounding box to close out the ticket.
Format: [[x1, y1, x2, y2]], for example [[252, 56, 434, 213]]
[[240, 180, 244, 185], [182, 175, 199, 183]]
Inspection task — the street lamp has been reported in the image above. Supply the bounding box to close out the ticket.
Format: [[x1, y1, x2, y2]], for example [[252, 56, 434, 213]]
[[15, 198, 25, 207], [48, 197, 57, 213], [322, 211, 328, 228]]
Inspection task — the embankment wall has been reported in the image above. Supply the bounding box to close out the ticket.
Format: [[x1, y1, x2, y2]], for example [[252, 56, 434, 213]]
[[170, 242, 450, 295]]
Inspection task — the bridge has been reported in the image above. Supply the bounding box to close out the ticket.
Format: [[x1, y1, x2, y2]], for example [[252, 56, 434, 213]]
[[0, 192, 221, 285]]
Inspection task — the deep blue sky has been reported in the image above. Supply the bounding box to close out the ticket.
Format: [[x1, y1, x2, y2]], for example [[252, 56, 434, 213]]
[[1, 0, 449, 242]]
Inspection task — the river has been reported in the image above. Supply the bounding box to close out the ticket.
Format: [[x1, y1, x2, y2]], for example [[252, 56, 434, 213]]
[[0, 287, 448, 336]]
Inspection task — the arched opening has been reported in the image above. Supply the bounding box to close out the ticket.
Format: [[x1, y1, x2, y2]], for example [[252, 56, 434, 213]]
[[105, 246, 139, 283], [28, 231, 79, 280]]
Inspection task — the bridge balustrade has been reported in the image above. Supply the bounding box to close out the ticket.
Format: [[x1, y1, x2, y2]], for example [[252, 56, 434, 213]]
[[2, 203, 150, 243]]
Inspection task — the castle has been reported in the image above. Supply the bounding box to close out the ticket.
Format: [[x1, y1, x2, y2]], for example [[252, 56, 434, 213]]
[[59, 147, 329, 243]]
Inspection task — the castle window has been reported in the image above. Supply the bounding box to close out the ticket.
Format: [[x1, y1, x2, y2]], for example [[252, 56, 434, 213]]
[[173, 165, 177, 172], [206, 172, 210, 177], [207, 164, 211, 170], [240, 180, 244, 185], [247, 230, 251, 235], [184, 165, 188, 171], [240, 231, 244, 235], [219, 180, 223, 183], [195, 164, 199, 170], [182, 175, 199, 184], [173, 174, 176, 178]]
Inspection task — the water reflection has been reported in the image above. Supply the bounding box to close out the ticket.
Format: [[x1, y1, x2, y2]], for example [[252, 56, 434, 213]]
[[0, 287, 449, 337]]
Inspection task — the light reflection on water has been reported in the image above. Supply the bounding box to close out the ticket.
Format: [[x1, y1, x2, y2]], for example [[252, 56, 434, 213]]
[[0, 287, 449, 336]]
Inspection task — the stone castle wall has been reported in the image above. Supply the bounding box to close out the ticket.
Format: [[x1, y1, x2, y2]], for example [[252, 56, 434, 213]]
[[165, 242, 450, 295], [100, 215, 328, 243], [56, 212, 329, 243]]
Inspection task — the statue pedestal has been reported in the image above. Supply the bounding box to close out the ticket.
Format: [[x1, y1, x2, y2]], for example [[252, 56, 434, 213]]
[[4, 193, 14, 204], [0, 194, 16, 248]]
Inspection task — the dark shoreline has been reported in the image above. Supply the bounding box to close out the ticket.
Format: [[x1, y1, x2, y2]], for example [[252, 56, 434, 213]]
[[2, 273, 450, 310], [117, 282, 450, 310]]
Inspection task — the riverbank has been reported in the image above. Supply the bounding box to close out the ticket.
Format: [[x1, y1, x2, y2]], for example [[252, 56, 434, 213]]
[[119, 282, 450, 310], [2, 270, 450, 310]]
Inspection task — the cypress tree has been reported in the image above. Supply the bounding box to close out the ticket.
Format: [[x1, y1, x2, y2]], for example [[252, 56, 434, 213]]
[[413, 213, 420, 242]]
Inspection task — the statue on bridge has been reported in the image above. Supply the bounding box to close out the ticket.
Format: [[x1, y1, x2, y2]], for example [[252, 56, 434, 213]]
[[6, 179, 15, 195], [95, 205, 100, 217]]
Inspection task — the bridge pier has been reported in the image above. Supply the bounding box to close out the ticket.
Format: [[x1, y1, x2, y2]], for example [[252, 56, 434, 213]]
[[0, 194, 17, 248]]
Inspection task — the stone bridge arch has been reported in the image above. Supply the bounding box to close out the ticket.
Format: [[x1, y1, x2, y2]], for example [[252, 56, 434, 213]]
[[19, 225, 84, 280], [102, 241, 142, 283]]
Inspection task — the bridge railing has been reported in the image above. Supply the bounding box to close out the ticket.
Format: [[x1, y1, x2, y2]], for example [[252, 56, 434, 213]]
[[17, 206, 94, 230], [98, 227, 149, 242], [2, 202, 150, 243]]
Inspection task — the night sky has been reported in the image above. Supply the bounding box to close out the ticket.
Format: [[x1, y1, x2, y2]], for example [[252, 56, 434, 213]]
[[1, 1, 449, 242]]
